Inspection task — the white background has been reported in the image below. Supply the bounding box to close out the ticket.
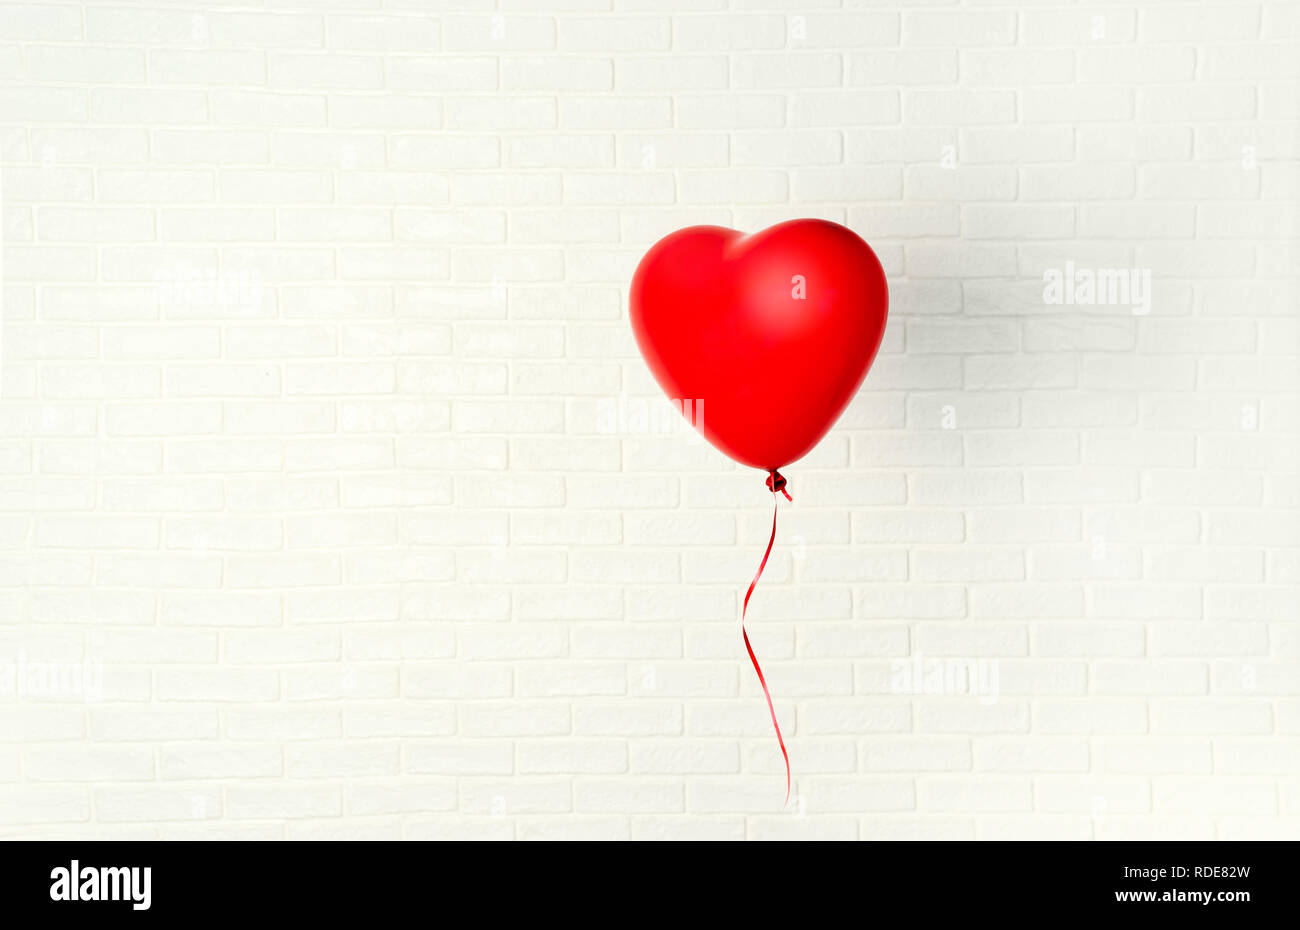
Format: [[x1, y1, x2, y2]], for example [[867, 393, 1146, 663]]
[[1, 0, 1297, 840]]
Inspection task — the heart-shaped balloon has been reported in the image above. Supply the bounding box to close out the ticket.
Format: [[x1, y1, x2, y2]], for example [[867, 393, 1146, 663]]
[[630, 219, 889, 472]]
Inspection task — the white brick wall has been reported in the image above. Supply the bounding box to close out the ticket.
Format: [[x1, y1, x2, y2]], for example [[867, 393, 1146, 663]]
[[1, 1, 1297, 841]]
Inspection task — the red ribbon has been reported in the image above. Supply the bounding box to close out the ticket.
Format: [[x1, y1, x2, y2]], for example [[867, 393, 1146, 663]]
[[742, 469, 791, 805]]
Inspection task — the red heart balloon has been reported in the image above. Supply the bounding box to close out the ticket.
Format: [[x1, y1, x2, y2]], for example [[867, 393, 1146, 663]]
[[630, 219, 889, 472]]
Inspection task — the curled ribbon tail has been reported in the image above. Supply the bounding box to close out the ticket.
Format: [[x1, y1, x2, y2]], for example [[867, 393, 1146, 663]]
[[742, 470, 791, 806]]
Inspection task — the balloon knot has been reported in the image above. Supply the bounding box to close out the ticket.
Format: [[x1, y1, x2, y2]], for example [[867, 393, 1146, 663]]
[[766, 470, 791, 501]]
